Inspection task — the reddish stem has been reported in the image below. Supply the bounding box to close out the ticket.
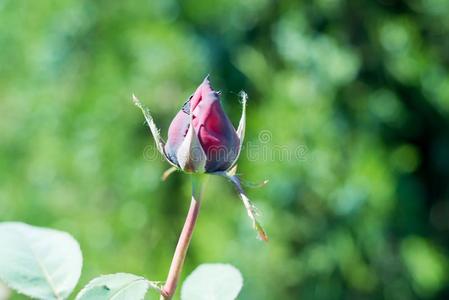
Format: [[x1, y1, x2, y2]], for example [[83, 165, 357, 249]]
[[160, 176, 205, 300]]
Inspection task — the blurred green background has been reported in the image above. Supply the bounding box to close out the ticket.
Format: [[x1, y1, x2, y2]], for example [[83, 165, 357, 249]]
[[1, 0, 449, 299]]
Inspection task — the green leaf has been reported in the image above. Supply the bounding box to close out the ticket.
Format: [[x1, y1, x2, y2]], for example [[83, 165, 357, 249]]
[[0, 222, 83, 300], [181, 264, 243, 300], [76, 273, 160, 300]]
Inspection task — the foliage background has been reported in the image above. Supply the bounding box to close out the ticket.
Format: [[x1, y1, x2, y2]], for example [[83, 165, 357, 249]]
[[1, 0, 449, 299]]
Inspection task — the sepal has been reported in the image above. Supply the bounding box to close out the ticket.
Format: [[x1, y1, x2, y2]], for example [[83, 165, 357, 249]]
[[176, 101, 207, 173], [223, 174, 268, 241], [228, 91, 247, 171], [132, 94, 178, 168]]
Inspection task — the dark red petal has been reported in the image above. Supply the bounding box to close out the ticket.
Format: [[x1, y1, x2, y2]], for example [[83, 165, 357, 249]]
[[193, 91, 240, 172], [190, 76, 213, 112]]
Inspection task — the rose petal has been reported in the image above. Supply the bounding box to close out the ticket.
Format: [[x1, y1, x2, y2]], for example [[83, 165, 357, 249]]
[[176, 113, 207, 173], [190, 75, 213, 112], [165, 105, 191, 166], [193, 92, 240, 172]]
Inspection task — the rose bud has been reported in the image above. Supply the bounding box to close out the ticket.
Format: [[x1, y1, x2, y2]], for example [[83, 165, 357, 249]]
[[133, 76, 246, 174], [165, 77, 242, 173], [133, 78, 268, 241]]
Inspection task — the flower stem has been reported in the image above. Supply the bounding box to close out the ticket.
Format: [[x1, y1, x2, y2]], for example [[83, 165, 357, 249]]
[[160, 175, 207, 300]]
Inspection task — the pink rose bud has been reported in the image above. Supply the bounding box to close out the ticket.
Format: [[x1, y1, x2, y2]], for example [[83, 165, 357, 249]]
[[165, 77, 241, 173], [133, 78, 267, 240]]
